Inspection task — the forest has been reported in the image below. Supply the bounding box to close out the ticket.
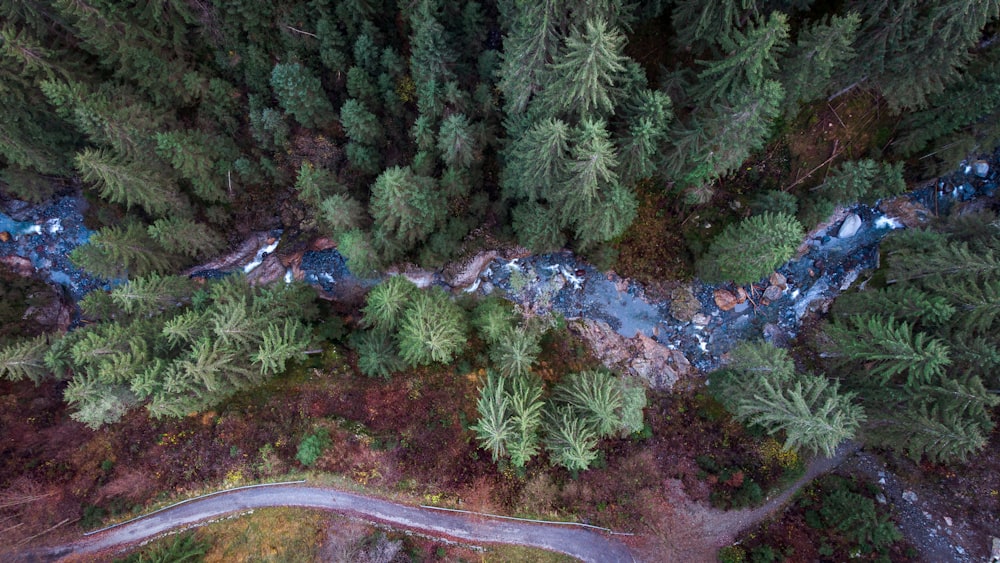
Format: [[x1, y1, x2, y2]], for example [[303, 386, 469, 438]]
[[2, 0, 1000, 561]]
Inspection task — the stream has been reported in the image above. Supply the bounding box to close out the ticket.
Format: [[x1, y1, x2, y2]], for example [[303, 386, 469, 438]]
[[2, 150, 999, 377]]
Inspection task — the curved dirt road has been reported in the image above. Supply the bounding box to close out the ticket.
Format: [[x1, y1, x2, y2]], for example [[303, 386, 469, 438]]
[[21, 485, 636, 563]]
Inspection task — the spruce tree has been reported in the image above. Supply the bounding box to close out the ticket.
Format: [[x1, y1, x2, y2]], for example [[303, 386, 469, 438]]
[[781, 13, 861, 114], [353, 328, 406, 379], [437, 113, 478, 169], [544, 405, 599, 472], [507, 374, 545, 468], [695, 12, 789, 105], [490, 326, 541, 378], [471, 371, 513, 461], [698, 212, 803, 285], [0, 335, 50, 384], [734, 375, 865, 458], [154, 130, 238, 204], [554, 370, 625, 438], [369, 165, 446, 252], [71, 223, 183, 280], [362, 276, 418, 331], [74, 148, 189, 218], [397, 287, 468, 366], [270, 62, 335, 127], [540, 17, 625, 118], [828, 315, 951, 386], [147, 218, 225, 260], [339, 98, 384, 146]]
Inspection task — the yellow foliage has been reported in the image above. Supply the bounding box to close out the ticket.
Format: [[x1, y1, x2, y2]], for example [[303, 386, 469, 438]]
[[757, 437, 799, 470]]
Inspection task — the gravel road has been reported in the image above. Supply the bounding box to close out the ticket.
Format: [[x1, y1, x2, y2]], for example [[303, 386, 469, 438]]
[[18, 485, 636, 563]]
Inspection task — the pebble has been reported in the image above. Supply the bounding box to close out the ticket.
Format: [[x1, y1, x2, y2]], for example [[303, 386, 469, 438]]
[[0, 231, 9, 242], [903, 490, 918, 503], [974, 160, 990, 177], [763, 284, 783, 302], [944, 516, 952, 526], [692, 313, 710, 327], [876, 493, 887, 504]]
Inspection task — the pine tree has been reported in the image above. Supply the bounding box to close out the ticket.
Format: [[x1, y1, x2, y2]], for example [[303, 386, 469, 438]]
[[734, 374, 865, 457], [670, 0, 755, 47], [154, 130, 238, 203], [695, 12, 789, 105], [471, 371, 513, 461], [339, 98, 384, 146], [0, 335, 50, 383], [397, 287, 468, 366], [502, 117, 571, 202], [147, 218, 225, 260], [71, 223, 183, 280], [108, 274, 192, 317], [554, 370, 625, 438], [833, 286, 955, 328], [74, 148, 189, 218], [353, 328, 406, 379], [540, 18, 625, 118], [251, 319, 312, 375], [828, 315, 951, 386], [437, 113, 478, 169], [781, 13, 861, 114], [507, 374, 545, 468], [270, 62, 335, 127], [497, 0, 561, 114], [318, 194, 366, 236], [369, 166, 446, 252], [557, 117, 620, 224], [490, 326, 541, 378], [618, 89, 673, 185], [698, 212, 803, 285], [544, 405, 599, 472], [362, 276, 418, 331]]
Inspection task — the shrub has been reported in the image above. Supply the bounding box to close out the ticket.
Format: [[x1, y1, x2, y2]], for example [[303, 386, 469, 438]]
[[296, 428, 331, 467]]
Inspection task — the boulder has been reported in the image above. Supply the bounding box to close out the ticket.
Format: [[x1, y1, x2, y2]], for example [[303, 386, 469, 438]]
[[0, 231, 9, 242], [990, 536, 999, 563], [879, 198, 930, 228], [669, 284, 701, 322], [570, 319, 691, 390], [837, 213, 862, 238], [445, 250, 498, 289], [974, 160, 990, 178], [769, 272, 786, 289], [0, 255, 34, 277], [713, 288, 740, 311]]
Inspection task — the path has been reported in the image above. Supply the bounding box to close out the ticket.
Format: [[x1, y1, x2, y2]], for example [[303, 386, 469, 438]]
[[15, 485, 636, 563]]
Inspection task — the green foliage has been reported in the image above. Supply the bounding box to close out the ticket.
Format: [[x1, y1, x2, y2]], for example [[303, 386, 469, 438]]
[[734, 375, 865, 458], [540, 18, 625, 117], [811, 160, 906, 206], [544, 405, 600, 472], [781, 12, 860, 113], [296, 428, 331, 467], [471, 371, 513, 462], [807, 479, 903, 556], [114, 531, 208, 563], [489, 326, 541, 378], [0, 334, 50, 383], [437, 113, 478, 168], [154, 129, 236, 203], [339, 99, 383, 145], [554, 370, 625, 438], [109, 274, 193, 317], [828, 316, 951, 386], [353, 329, 405, 380], [71, 223, 184, 280], [506, 374, 545, 468], [699, 212, 803, 284], [270, 62, 335, 128], [337, 229, 384, 277], [362, 276, 418, 331], [74, 148, 189, 218], [147, 218, 225, 260], [397, 287, 468, 366], [369, 166, 446, 253], [749, 190, 798, 217], [696, 12, 789, 104], [251, 319, 313, 375], [833, 286, 955, 328]]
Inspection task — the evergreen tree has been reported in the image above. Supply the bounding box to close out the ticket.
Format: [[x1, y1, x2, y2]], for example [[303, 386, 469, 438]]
[[63, 375, 136, 429], [369, 166, 446, 252], [74, 148, 189, 218], [437, 113, 478, 169], [497, 0, 561, 114], [318, 194, 366, 236], [147, 217, 225, 260], [490, 326, 541, 378], [512, 202, 567, 253], [337, 229, 385, 277], [556, 117, 620, 225], [833, 286, 955, 328], [71, 223, 183, 280], [670, 0, 756, 47], [540, 18, 625, 118], [154, 130, 238, 203], [353, 328, 406, 379], [544, 405, 599, 472], [0, 335, 50, 383], [397, 287, 468, 366], [698, 212, 803, 284], [507, 374, 545, 468], [695, 12, 789, 105], [471, 371, 513, 461], [108, 274, 192, 317], [828, 315, 951, 386], [875, 403, 992, 463], [362, 276, 418, 331], [251, 319, 312, 375], [502, 117, 571, 202], [270, 62, 335, 127], [472, 297, 520, 344], [734, 374, 865, 457], [339, 98, 384, 146], [618, 89, 673, 185], [554, 370, 624, 437], [781, 13, 861, 114]]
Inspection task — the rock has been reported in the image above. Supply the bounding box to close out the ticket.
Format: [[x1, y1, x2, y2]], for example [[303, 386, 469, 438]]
[[762, 323, 790, 348], [714, 289, 740, 311], [23, 293, 72, 333], [246, 254, 286, 286], [445, 250, 498, 289], [944, 516, 952, 526], [0, 231, 9, 242], [837, 213, 862, 238], [0, 255, 34, 277], [956, 546, 965, 556], [902, 490, 918, 503], [879, 197, 930, 228], [763, 284, 783, 302], [769, 272, 786, 289], [876, 493, 887, 504], [309, 237, 338, 251], [570, 319, 691, 390], [974, 160, 990, 178], [669, 285, 701, 322], [691, 313, 710, 327], [990, 536, 1000, 562]]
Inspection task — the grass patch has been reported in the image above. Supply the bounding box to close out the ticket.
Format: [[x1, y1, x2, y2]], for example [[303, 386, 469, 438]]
[[197, 507, 325, 563]]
